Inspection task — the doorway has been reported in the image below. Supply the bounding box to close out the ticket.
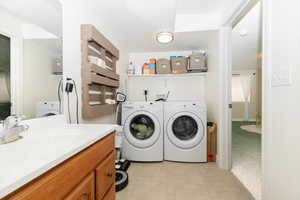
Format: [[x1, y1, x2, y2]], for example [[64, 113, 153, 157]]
[[229, 1, 262, 200], [0, 34, 11, 120]]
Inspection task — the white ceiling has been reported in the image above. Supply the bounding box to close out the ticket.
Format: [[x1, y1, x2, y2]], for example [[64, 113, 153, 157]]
[[176, 0, 223, 15], [232, 2, 261, 70], [0, 0, 250, 53], [0, 0, 62, 37], [75, 0, 247, 52]]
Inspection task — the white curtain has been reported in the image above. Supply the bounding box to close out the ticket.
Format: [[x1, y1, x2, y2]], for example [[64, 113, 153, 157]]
[[240, 73, 254, 121]]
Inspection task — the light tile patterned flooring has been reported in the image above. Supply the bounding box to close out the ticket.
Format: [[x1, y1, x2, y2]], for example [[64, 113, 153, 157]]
[[117, 162, 254, 200]]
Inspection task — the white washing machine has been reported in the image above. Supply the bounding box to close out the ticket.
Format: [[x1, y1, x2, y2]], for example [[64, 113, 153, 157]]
[[164, 102, 207, 162], [122, 101, 163, 162], [36, 101, 60, 118]]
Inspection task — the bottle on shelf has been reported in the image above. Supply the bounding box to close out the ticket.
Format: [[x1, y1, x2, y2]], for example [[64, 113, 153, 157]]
[[134, 65, 142, 75], [127, 61, 135, 75]]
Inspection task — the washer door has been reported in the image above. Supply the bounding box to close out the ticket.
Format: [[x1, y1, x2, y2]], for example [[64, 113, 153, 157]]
[[124, 111, 161, 149], [166, 111, 204, 149]]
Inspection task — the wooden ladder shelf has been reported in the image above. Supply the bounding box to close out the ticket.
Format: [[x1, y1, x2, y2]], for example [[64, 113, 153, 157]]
[[81, 24, 119, 119]]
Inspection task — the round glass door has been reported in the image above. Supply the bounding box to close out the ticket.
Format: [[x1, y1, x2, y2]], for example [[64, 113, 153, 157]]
[[130, 114, 155, 140], [166, 111, 204, 149], [172, 116, 198, 141]]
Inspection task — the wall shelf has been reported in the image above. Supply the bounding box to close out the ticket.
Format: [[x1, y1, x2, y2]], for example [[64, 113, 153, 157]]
[[127, 72, 207, 78], [81, 24, 119, 119]]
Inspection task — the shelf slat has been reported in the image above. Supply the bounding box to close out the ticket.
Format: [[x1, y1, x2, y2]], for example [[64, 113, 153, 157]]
[[90, 63, 119, 80], [89, 94, 102, 101], [88, 48, 102, 59], [91, 74, 119, 88], [82, 104, 116, 119]]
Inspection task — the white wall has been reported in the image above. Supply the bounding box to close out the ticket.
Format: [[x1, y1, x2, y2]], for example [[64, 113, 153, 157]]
[[212, 28, 231, 169], [206, 31, 221, 123], [23, 39, 61, 118], [263, 0, 300, 199], [127, 75, 206, 102], [62, 0, 129, 124], [128, 37, 225, 168], [128, 51, 206, 103], [0, 8, 24, 116]]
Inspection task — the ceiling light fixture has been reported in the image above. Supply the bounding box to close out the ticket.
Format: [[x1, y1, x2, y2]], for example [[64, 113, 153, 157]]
[[156, 32, 174, 44], [239, 29, 248, 37]]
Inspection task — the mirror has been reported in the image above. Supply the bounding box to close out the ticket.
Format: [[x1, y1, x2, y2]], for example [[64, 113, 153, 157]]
[[0, 1, 62, 120], [0, 34, 11, 120]]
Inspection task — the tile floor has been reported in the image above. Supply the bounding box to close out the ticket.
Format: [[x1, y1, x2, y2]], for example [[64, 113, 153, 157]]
[[232, 121, 261, 200], [117, 162, 254, 200]]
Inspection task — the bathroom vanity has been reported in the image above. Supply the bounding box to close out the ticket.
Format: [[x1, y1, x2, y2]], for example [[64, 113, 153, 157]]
[[0, 116, 116, 200]]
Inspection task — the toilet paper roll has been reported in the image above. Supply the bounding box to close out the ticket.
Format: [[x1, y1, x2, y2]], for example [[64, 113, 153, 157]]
[[0, 73, 10, 103]]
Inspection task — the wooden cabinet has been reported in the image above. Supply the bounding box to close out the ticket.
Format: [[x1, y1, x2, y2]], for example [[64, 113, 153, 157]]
[[64, 173, 95, 200], [95, 153, 115, 200], [102, 186, 115, 200], [2, 133, 115, 200]]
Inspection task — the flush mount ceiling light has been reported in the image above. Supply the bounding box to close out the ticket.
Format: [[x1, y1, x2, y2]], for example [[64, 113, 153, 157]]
[[156, 32, 174, 44], [239, 29, 248, 37]]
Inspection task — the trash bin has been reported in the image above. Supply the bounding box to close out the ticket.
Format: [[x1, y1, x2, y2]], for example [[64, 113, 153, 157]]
[[207, 122, 217, 162]]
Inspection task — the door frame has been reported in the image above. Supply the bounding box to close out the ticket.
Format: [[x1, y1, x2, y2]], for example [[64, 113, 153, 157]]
[[0, 29, 23, 116], [219, 0, 261, 170]]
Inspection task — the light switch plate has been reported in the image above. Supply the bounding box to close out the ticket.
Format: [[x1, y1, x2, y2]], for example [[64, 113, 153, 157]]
[[271, 68, 292, 87]]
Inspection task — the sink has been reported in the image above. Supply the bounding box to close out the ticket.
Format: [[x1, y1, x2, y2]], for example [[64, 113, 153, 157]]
[[0, 125, 29, 145]]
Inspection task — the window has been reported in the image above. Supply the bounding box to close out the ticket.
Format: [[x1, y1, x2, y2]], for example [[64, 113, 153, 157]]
[[232, 76, 245, 102]]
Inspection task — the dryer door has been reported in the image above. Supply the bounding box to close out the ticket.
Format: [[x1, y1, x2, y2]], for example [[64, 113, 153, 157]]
[[124, 110, 161, 149], [166, 111, 205, 149]]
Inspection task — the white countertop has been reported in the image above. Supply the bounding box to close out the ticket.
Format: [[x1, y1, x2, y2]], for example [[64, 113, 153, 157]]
[[0, 115, 116, 198]]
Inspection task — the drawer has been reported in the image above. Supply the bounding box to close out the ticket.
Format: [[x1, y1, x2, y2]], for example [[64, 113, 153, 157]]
[[95, 152, 115, 200], [102, 186, 115, 200], [64, 172, 95, 200]]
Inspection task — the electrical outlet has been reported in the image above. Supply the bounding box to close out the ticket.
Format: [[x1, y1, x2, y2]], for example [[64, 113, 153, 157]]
[[156, 94, 165, 99]]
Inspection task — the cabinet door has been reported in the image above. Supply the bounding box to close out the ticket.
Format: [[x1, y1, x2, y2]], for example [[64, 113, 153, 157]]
[[95, 152, 115, 200], [102, 186, 115, 200], [64, 172, 95, 200]]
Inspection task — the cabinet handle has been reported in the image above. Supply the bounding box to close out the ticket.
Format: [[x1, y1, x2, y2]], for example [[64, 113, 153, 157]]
[[82, 193, 89, 200], [107, 172, 113, 177]]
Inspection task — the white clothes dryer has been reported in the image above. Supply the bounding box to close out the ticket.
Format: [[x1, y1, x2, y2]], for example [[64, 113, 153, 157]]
[[164, 102, 207, 162]]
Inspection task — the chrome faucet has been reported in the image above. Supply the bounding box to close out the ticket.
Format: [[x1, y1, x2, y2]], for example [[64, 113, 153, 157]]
[[0, 115, 29, 144]]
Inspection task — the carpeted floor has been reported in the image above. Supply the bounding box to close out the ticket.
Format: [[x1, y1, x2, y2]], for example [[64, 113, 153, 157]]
[[231, 121, 262, 200]]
